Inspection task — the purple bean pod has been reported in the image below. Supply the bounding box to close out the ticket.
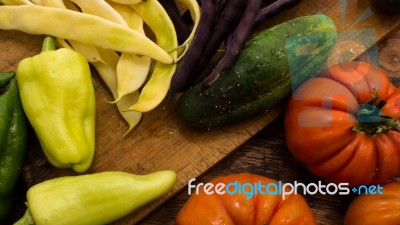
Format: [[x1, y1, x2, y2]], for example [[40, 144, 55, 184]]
[[255, 0, 303, 26], [159, 0, 191, 44], [170, 0, 217, 94], [201, 0, 263, 90], [190, 0, 247, 84]]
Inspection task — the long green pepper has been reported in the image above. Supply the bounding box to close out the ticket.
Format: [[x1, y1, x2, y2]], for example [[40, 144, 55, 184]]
[[13, 170, 177, 225], [0, 72, 28, 224]]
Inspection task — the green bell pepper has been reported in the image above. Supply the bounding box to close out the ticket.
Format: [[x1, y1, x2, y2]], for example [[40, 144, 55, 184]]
[[13, 170, 177, 225], [16, 36, 96, 173], [0, 72, 28, 224]]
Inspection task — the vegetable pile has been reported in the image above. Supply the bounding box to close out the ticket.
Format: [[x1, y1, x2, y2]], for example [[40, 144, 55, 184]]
[[0, 0, 306, 134], [0, 1, 189, 223], [0, 0, 200, 135], [1, 0, 399, 224]]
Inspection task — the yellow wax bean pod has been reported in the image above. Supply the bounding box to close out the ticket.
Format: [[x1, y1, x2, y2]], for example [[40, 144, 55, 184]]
[[72, 0, 150, 103], [175, 0, 201, 60], [128, 0, 178, 112], [29, 0, 42, 5], [55, 38, 73, 49], [117, 92, 142, 135], [69, 0, 127, 25], [177, 0, 201, 44], [92, 63, 118, 93], [42, 0, 79, 10], [40, 0, 108, 64], [63, 0, 127, 64], [96, 47, 120, 67], [93, 47, 143, 134], [0, 5, 173, 64], [63, 0, 81, 11], [19, 0, 33, 4], [115, 51, 151, 101], [93, 62, 142, 135], [108, 0, 142, 5], [41, 0, 66, 8], [7, 0, 33, 5], [107, 1, 143, 30], [0, 0, 14, 5], [0, 0, 19, 5], [108, 2, 152, 101], [68, 40, 108, 63]]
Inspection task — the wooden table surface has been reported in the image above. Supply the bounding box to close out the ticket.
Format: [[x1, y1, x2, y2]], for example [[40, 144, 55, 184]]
[[5, 7, 400, 225]]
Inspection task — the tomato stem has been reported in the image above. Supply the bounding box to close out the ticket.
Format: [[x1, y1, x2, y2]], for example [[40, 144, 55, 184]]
[[353, 90, 400, 135]]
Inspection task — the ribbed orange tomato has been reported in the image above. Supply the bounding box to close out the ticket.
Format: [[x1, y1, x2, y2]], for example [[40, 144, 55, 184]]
[[284, 62, 400, 187], [175, 173, 316, 225], [344, 181, 400, 225]]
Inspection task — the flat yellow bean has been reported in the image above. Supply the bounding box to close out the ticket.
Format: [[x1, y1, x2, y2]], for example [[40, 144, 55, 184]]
[[93, 62, 142, 135], [78, 40, 142, 135], [0, 5, 173, 64], [176, 0, 201, 60], [128, 0, 178, 112], [63, 0, 80, 11], [42, 0, 79, 10], [39, 0, 108, 64], [108, 0, 142, 5], [29, 0, 42, 4], [19, 0, 32, 4], [41, 0, 65, 7], [108, 2, 143, 31], [69, 0, 127, 25], [8, 0, 33, 5], [108, 2, 151, 101], [0, 0, 18, 5], [55, 38, 73, 49]]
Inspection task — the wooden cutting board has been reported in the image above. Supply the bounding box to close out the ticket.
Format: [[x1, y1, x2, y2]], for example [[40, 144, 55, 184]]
[[1, 0, 400, 224]]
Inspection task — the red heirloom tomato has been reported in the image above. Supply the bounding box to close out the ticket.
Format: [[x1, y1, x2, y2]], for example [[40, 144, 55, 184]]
[[175, 173, 316, 225], [344, 181, 400, 225], [284, 62, 400, 187]]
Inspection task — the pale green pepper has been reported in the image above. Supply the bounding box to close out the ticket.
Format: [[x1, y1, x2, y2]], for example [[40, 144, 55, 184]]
[[13, 170, 177, 225], [16, 36, 95, 173]]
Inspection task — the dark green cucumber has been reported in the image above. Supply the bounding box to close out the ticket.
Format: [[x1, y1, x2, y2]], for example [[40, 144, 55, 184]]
[[178, 14, 337, 129]]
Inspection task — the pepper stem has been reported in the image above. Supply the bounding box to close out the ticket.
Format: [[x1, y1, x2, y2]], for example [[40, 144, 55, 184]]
[[13, 209, 34, 225], [41, 36, 56, 52]]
